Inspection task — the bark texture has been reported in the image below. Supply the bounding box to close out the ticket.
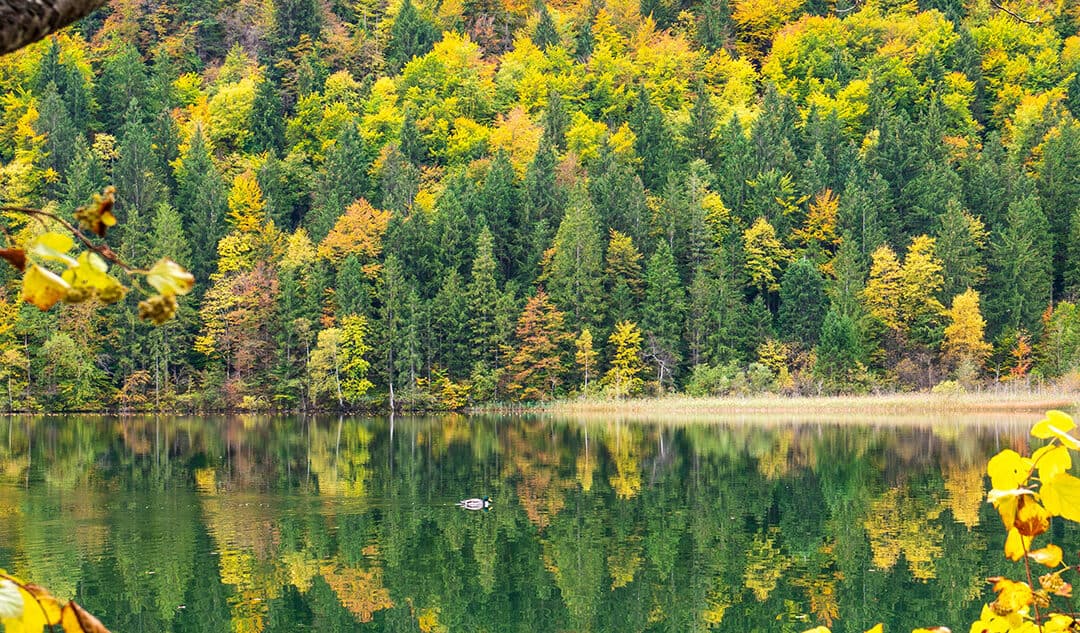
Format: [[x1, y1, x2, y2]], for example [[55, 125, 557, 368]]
[[0, 0, 107, 55]]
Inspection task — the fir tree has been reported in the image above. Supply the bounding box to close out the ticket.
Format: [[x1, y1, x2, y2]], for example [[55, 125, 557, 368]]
[[545, 185, 604, 328], [386, 0, 440, 72], [778, 257, 827, 346]]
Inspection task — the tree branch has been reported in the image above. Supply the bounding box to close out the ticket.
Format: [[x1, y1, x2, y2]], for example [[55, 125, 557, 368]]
[[989, 0, 1042, 25], [0, 0, 108, 56]]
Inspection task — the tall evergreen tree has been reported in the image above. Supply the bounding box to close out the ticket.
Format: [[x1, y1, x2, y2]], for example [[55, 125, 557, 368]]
[[641, 239, 687, 386], [174, 126, 228, 280], [778, 257, 827, 346], [629, 84, 678, 192], [545, 185, 604, 328], [987, 192, 1053, 334], [309, 123, 375, 242], [250, 79, 286, 155], [386, 0, 440, 72], [533, 4, 560, 49], [468, 225, 501, 370]]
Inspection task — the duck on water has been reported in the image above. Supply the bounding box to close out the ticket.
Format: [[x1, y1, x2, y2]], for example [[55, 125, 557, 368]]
[[457, 496, 492, 511]]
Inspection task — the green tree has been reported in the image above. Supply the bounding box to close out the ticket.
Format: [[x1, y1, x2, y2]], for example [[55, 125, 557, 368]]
[[988, 193, 1052, 334], [641, 239, 686, 386], [778, 257, 827, 346], [386, 0, 441, 72], [545, 185, 604, 327]]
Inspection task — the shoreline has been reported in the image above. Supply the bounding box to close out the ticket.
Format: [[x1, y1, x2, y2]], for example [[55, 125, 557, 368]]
[[485, 391, 1080, 416]]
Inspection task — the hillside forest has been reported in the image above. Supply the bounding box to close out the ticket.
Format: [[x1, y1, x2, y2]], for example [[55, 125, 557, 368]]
[[2, 0, 1080, 410]]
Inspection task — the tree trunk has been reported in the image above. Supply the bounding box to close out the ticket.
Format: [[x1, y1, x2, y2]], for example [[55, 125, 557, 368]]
[[1, 0, 108, 56]]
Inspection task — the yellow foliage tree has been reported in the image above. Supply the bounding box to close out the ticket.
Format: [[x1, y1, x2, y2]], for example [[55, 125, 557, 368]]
[[743, 217, 791, 293], [943, 288, 992, 367], [602, 321, 645, 397], [316, 198, 391, 267]]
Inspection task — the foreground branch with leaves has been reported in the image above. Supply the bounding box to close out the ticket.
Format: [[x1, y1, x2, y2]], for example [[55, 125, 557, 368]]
[[1, 187, 193, 324], [803, 410, 1080, 633], [0, 572, 109, 632]]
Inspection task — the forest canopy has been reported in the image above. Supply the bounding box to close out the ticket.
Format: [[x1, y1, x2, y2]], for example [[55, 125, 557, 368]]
[[1, 0, 1080, 410]]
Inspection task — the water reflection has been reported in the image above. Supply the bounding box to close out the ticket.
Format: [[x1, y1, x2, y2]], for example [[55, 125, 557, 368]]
[[0, 413, 1074, 632]]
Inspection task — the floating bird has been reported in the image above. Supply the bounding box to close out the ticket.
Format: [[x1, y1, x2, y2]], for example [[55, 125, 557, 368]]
[[456, 496, 492, 511]]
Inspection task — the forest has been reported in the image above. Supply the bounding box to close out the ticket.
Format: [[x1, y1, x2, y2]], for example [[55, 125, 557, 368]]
[[1, 0, 1080, 410]]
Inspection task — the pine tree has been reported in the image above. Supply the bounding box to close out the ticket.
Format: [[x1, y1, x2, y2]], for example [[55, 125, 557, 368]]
[[778, 257, 828, 346], [250, 79, 286, 154], [629, 84, 678, 192], [545, 185, 604, 328], [641, 239, 686, 385], [522, 134, 564, 279], [386, 0, 440, 73], [477, 151, 522, 280], [542, 90, 569, 152], [174, 126, 228, 280], [604, 230, 643, 328], [935, 199, 988, 299], [468, 225, 501, 370], [335, 254, 372, 317], [533, 4, 560, 50], [988, 192, 1053, 334], [310, 123, 375, 242], [815, 309, 864, 390], [431, 268, 470, 377]]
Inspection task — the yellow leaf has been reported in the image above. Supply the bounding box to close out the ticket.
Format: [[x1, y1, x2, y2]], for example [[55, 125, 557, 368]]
[[912, 628, 950, 633], [3, 585, 49, 633], [987, 450, 1033, 491], [1040, 472, 1080, 522], [1044, 614, 1077, 633], [28, 232, 75, 264], [22, 264, 70, 310], [0, 579, 23, 619], [1004, 527, 1031, 561], [1032, 445, 1072, 482], [1027, 544, 1063, 567], [60, 601, 110, 633], [801, 627, 831, 633], [21, 585, 60, 626], [864, 625, 883, 633], [990, 577, 1034, 613], [1032, 411, 1080, 449], [1014, 496, 1049, 537], [146, 258, 195, 296]]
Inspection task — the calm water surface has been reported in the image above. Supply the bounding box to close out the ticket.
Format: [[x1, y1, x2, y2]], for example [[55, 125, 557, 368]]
[[0, 413, 1076, 632]]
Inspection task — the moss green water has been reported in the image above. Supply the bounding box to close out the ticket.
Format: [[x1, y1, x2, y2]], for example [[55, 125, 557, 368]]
[[0, 414, 1076, 632]]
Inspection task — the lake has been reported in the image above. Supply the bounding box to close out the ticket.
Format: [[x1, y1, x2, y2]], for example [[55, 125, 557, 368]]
[[0, 413, 1073, 632]]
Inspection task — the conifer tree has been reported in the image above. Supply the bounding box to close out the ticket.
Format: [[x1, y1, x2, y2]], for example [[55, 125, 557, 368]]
[[988, 193, 1053, 334], [641, 239, 686, 384], [545, 185, 604, 327], [174, 126, 228, 280], [503, 290, 571, 401], [468, 225, 501, 370], [533, 4, 560, 50], [386, 0, 441, 72], [778, 257, 827, 346], [604, 230, 643, 328]]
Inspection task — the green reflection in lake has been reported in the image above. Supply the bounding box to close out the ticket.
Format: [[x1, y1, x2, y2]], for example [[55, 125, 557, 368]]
[[0, 414, 1077, 633]]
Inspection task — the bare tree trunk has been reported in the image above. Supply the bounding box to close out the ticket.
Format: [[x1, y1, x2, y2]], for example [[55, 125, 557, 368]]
[[1, 0, 108, 56]]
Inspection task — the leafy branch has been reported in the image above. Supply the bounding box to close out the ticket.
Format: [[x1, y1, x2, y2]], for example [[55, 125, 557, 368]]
[[0, 571, 111, 632], [0, 187, 194, 324]]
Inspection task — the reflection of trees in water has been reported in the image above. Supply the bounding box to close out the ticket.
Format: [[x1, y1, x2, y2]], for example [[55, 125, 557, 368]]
[[0, 414, 1057, 632]]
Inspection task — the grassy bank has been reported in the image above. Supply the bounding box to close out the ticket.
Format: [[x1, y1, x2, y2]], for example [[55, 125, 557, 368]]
[[517, 390, 1080, 417]]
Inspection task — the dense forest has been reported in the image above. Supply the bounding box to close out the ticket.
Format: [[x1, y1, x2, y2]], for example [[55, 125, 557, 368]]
[[1, 0, 1080, 410]]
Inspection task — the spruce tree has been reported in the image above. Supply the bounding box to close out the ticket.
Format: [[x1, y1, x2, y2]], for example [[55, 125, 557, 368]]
[[988, 192, 1053, 334], [309, 123, 374, 242], [174, 126, 228, 280], [386, 0, 440, 72], [250, 79, 286, 154], [468, 225, 501, 370], [641, 239, 687, 384], [778, 257, 828, 347], [545, 185, 604, 328], [533, 4, 560, 50]]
